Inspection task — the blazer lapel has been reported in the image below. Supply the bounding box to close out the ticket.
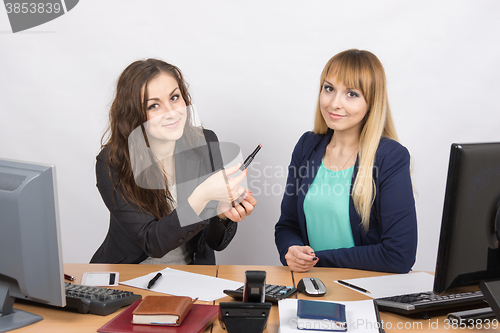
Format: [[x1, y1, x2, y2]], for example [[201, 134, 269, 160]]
[[349, 159, 363, 246], [297, 133, 331, 242]]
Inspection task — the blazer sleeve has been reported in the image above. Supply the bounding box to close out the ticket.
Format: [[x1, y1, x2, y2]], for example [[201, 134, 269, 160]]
[[95, 130, 236, 260], [314, 142, 418, 273], [201, 129, 238, 250], [274, 132, 310, 265]]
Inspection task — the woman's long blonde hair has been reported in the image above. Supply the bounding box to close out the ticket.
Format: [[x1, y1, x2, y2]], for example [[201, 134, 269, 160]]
[[313, 49, 398, 232]]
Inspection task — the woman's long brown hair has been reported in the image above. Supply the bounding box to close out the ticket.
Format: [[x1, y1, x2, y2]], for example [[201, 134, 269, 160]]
[[101, 59, 200, 219]]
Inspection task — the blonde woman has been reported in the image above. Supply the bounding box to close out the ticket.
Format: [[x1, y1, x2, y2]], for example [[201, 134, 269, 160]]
[[274, 49, 417, 273]]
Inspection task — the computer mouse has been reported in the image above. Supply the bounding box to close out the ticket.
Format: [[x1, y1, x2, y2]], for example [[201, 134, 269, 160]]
[[297, 277, 327, 296]]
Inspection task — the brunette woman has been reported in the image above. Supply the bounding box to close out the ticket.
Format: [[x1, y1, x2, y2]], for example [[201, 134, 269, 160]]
[[91, 59, 256, 264]]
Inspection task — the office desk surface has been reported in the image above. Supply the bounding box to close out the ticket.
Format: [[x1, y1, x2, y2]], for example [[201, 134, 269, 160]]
[[12, 264, 498, 333]]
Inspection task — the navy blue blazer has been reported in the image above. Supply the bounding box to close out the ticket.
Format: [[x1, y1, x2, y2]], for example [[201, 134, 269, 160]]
[[274, 130, 417, 273]]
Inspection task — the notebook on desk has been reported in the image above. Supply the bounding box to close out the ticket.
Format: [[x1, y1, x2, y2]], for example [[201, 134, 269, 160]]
[[97, 299, 218, 333], [278, 299, 383, 333]]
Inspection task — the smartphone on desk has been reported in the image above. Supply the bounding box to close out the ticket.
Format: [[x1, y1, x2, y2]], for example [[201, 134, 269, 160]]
[[81, 272, 119, 286]]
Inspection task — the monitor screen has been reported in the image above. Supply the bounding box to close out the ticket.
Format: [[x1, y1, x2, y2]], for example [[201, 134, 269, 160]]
[[433, 142, 500, 294], [0, 158, 65, 332]]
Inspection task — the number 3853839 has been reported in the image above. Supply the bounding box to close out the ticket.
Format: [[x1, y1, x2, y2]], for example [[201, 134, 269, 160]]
[[5, 3, 62, 14]]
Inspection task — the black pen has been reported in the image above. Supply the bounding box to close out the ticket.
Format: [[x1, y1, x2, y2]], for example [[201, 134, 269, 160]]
[[240, 144, 262, 171], [147, 272, 162, 289], [337, 280, 370, 294]]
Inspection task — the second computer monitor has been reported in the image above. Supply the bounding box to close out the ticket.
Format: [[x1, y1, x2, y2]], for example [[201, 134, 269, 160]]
[[433, 142, 500, 294]]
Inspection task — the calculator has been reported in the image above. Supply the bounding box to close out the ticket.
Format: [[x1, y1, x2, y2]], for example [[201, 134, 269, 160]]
[[223, 284, 297, 303]]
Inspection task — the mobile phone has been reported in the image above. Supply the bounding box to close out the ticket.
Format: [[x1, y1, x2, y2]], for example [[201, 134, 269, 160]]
[[81, 272, 119, 286]]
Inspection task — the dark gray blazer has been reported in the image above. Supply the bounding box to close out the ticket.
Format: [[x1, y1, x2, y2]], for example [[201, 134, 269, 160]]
[[90, 129, 237, 264]]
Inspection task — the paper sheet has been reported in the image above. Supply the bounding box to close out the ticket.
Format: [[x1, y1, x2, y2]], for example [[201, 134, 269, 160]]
[[278, 299, 380, 333], [120, 267, 242, 302], [335, 271, 435, 299]]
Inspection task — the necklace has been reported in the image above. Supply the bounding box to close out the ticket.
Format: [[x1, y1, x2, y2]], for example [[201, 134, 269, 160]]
[[161, 159, 175, 186], [326, 146, 358, 170]]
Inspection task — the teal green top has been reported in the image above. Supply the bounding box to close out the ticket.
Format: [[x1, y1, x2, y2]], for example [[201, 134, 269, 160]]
[[303, 160, 355, 251]]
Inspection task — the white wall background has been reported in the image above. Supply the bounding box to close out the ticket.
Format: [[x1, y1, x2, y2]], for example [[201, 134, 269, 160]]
[[1, 0, 499, 272]]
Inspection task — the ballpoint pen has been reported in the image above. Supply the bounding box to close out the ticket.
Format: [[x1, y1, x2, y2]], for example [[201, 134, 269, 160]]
[[64, 273, 75, 281], [337, 280, 370, 294], [147, 272, 162, 289]]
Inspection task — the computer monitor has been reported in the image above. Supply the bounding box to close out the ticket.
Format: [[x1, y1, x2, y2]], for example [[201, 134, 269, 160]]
[[0, 158, 65, 332], [433, 142, 500, 294]]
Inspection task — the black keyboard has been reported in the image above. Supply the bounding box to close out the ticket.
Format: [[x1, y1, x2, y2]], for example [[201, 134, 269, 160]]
[[374, 290, 485, 314], [64, 282, 142, 315], [223, 284, 297, 303]]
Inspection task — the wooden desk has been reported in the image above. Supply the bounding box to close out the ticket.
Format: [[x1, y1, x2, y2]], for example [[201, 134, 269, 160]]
[[11, 264, 500, 332]]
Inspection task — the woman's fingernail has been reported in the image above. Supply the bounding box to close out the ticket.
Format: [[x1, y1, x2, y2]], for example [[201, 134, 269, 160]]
[[313, 257, 318, 261]]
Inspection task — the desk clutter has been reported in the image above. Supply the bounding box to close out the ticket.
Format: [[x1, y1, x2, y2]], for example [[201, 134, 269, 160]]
[[73, 269, 440, 333], [18, 264, 500, 333], [97, 270, 276, 333]]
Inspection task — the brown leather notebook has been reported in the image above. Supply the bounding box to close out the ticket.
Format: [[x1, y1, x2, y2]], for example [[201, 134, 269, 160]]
[[132, 295, 196, 326], [98, 299, 219, 333]]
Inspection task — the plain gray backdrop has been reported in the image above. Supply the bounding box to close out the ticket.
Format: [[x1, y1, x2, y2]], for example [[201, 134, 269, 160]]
[[1, 1, 499, 272]]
